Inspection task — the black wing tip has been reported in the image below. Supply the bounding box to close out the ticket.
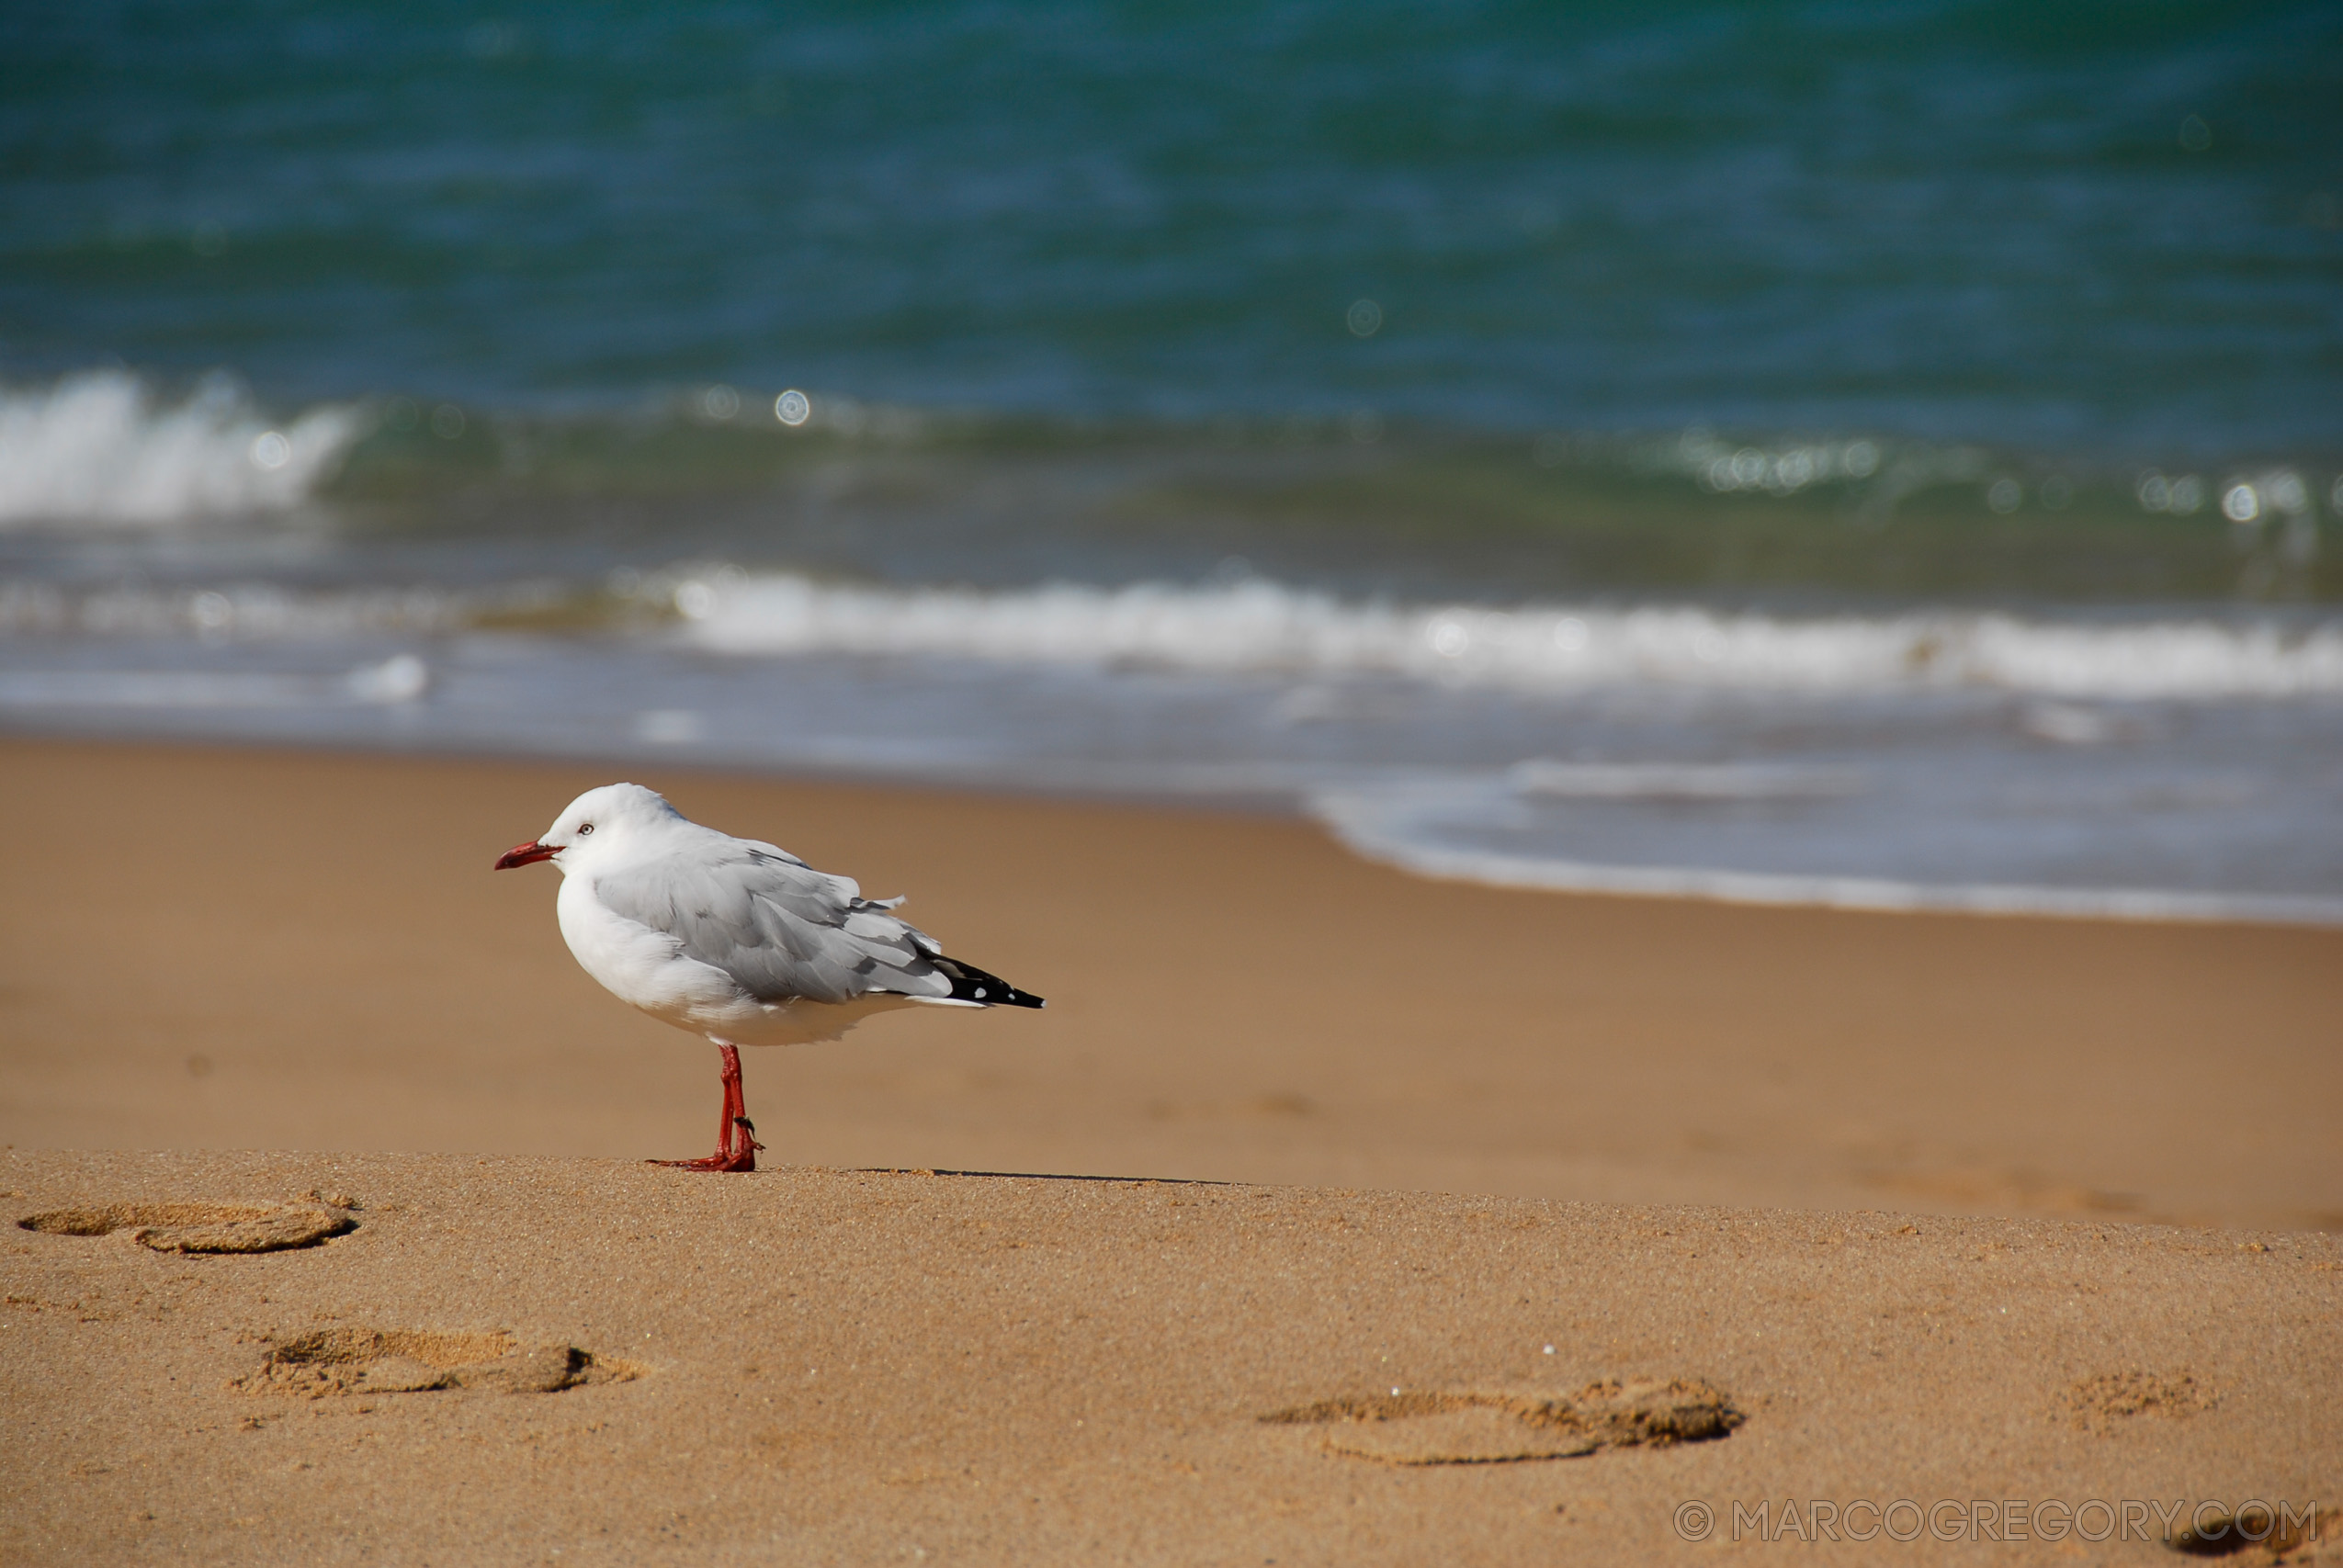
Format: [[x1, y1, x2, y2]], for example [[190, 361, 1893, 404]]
[[968, 981, 1047, 1010], [935, 956, 1045, 1010]]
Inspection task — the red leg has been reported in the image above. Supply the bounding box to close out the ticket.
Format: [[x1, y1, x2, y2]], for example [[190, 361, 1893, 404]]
[[714, 1049, 744, 1151], [653, 1043, 764, 1172]]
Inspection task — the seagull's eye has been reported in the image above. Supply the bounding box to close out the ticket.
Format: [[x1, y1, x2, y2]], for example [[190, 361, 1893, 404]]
[[577, 823, 594, 835]]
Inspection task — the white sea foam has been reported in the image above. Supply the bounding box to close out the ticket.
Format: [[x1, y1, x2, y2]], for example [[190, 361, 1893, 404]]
[[0, 581, 463, 637], [677, 572, 2343, 701], [0, 655, 428, 709], [0, 370, 360, 524], [1312, 787, 2343, 928]]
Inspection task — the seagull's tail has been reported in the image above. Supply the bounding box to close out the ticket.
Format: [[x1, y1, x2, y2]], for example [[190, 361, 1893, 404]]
[[932, 956, 1045, 1009]]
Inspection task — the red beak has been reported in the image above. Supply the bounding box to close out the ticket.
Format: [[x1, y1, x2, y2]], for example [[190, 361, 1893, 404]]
[[494, 840, 559, 870]]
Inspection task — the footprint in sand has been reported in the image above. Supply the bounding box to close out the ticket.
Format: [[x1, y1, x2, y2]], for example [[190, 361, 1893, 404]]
[[2062, 1371, 2215, 1435], [17, 1200, 357, 1254], [234, 1325, 644, 1398], [1262, 1377, 1741, 1465]]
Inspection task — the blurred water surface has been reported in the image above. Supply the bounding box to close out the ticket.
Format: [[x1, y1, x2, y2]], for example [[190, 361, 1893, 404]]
[[3, 1, 2340, 915], [7, 0, 2339, 446]]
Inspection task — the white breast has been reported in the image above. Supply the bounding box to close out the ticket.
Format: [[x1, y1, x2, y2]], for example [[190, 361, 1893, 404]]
[[557, 874, 743, 1023]]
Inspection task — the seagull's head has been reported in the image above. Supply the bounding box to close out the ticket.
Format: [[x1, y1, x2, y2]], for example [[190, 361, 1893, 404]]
[[493, 783, 681, 874]]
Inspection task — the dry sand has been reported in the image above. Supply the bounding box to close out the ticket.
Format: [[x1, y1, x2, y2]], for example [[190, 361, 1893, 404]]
[[5, 1150, 2338, 1565], [4, 738, 2341, 1562]]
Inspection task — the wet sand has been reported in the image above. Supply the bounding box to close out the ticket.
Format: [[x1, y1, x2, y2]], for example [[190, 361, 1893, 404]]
[[3, 737, 2338, 1230]]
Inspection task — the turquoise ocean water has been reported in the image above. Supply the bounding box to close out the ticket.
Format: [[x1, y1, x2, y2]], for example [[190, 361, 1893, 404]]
[[4, 2, 2341, 916]]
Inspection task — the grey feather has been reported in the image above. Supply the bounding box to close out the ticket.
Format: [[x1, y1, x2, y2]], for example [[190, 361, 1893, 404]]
[[593, 827, 953, 1005]]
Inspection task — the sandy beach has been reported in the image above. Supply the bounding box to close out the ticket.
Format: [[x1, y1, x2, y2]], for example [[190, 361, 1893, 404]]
[[5, 738, 2341, 1562], [4, 1150, 2337, 1565], [16, 6, 2341, 1559], [5, 738, 2339, 1229]]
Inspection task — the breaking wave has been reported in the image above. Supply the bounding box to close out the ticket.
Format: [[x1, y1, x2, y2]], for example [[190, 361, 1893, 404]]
[[675, 572, 2343, 701], [0, 370, 361, 525]]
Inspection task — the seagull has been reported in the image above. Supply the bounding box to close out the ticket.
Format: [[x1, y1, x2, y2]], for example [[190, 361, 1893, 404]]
[[494, 783, 1043, 1172]]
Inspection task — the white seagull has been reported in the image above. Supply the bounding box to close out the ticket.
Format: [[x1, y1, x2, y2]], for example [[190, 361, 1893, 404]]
[[494, 783, 1043, 1171]]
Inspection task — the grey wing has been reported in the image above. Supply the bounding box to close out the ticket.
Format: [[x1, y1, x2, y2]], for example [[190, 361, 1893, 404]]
[[594, 834, 953, 1006]]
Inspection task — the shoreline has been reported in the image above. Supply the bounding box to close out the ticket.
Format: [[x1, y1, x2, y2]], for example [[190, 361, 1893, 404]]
[[5, 735, 2338, 1235], [11, 722, 2339, 932]]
